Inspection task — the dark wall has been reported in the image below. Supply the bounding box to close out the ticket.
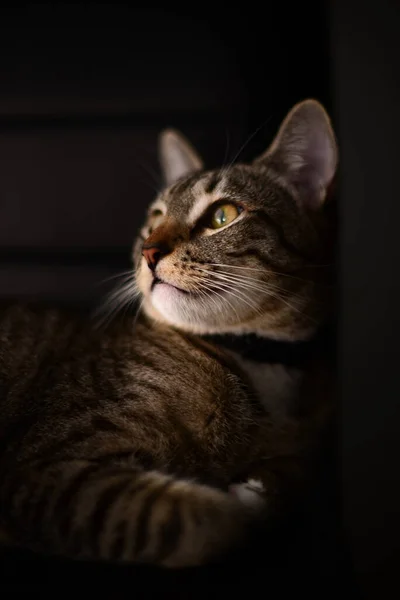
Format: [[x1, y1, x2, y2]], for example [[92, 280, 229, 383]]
[[0, 2, 330, 307], [331, 0, 400, 597]]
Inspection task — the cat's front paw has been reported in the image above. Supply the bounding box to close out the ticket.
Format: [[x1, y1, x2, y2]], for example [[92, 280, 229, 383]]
[[229, 478, 266, 511]]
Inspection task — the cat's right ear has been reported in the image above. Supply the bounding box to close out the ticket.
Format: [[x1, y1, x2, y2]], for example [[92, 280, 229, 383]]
[[159, 129, 204, 187], [255, 99, 338, 210]]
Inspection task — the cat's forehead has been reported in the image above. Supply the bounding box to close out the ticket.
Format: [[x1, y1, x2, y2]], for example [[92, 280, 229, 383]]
[[160, 170, 228, 224]]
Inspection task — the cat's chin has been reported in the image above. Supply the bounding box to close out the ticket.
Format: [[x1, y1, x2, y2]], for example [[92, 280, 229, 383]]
[[141, 279, 317, 341], [149, 282, 213, 329], [142, 282, 227, 333], [152, 281, 189, 303], [144, 286, 318, 341]]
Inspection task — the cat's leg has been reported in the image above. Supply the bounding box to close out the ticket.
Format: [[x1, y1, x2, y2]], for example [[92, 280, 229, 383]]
[[0, 459, 264, 567]]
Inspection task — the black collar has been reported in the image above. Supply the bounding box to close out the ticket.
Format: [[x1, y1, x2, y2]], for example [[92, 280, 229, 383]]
[[201, 327, 331, 367]]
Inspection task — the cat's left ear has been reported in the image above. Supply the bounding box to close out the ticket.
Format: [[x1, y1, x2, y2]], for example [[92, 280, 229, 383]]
[[159, 129, 204, 186], [256, 99, 338, 210]]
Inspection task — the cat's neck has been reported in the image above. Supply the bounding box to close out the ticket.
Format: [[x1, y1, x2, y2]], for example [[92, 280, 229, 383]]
[[201, 323, 333, 367], [137, 312, 333, 368]]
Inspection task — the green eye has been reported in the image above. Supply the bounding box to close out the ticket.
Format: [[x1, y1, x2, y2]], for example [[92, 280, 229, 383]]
[[210, 204, 240, 229]]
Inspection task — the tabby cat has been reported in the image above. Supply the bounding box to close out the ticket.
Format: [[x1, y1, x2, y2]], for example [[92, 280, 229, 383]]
[[0, 99, 337, 568]]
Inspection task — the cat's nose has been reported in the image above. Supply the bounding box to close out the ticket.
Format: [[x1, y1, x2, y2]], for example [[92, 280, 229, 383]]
[[142, 243, 168, 271]]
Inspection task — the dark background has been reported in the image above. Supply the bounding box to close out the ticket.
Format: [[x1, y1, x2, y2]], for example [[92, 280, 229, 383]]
[[0, 2, 331, 307], [0, 1, 399, 597]]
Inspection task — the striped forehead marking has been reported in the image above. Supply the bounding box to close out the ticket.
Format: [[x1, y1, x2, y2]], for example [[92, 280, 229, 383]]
[[186, 174, 226, 226]]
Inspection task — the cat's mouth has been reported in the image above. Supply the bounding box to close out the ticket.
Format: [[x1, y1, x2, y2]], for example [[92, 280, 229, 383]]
[[151, 276, 190, 295]]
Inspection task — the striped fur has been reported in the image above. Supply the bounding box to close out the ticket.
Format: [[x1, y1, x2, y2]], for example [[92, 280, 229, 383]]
[[0, 100, 337, 567]]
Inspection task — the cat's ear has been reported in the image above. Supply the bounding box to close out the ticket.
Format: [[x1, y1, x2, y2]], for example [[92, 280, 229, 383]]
[[159, 129, 204, 186], [256, 99, 338, 210]]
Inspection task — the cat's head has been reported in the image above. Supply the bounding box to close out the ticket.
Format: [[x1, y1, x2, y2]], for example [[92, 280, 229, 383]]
[[134, 99, 338, 340]]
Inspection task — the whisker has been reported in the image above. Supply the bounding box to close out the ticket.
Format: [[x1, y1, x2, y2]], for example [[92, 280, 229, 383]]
[[222, 127, 231, 167], [210, 272, 311, 319], [196, 267, 321, 303], [188, 274, 243, 322], [93, 277, 140, 329], [135, 159, 163, 193], [204, 284, 245, 323], [194, 267, 294, 297], [200, 278, 263, 316], [198, 286, 229, 320], [95, 270, 134, 286], [207, 263, 316, 284], [208, 270, 327, 305], [206, 270, 295, 295], [219, 114, 274, 178], [101, 282, 138, 305], [193, 268, 314, 321], [188, 275, 236, 316], [131, 297, 145, 327]]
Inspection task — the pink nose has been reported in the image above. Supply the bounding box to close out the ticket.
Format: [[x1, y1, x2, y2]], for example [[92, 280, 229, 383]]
[[142, 244, 164, 271]]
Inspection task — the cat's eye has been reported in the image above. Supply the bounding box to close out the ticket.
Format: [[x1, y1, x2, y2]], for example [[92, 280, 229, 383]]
[[210, 204, 241, 229]]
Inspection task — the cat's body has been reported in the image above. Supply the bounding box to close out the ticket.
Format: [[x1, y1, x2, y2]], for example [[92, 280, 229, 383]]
[[0, 100, 337, 567], [0, 303, 263, 484], [0, 303, 331, 566]]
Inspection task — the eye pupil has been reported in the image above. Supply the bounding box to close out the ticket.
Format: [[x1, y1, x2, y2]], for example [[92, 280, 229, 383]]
[[216, 208, 226, 225], [210, 203, 239, 229]]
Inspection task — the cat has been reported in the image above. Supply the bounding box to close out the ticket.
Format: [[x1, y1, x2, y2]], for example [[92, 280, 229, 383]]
[[0, 99, 337, 568]]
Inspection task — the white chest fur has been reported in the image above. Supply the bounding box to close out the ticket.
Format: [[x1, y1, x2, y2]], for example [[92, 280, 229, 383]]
[[232, 353, 303, 417], [227, 355, 303, 507]]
